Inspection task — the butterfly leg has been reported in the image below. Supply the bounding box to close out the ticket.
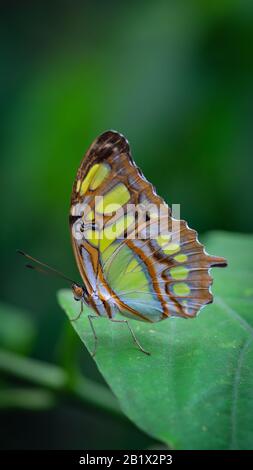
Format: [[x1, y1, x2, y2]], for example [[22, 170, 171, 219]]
[[110, 319, 150, 356], [88, 314, 99, 357], [70, 301, 84, 322]]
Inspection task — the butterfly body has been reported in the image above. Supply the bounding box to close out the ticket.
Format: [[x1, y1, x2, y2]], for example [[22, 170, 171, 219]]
[[69, 130, 227, 336]]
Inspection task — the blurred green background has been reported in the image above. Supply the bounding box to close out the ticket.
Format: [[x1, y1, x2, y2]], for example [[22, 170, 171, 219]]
[[1, 0, 252, 449]]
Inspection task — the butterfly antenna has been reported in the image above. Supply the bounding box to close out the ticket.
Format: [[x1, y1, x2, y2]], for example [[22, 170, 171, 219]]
[[17, 250, 77, 284], [25, 263, 67, 280]]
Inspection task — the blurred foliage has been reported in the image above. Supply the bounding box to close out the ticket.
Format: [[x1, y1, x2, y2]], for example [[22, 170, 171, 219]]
[[0, 302, 36, 354], [0, 0, 252, 449]]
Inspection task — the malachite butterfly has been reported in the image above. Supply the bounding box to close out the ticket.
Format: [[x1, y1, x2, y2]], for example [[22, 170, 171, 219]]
[[19, 130, 227, 356], [68, 130, 227, 355]]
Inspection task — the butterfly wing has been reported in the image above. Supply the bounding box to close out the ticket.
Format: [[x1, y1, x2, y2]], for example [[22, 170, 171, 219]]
[[70, 130, 227, 321], [70, 130, 166, 297]]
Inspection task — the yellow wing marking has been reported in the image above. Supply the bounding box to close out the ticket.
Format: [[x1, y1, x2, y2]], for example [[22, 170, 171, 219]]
[[96, 183, 130, 214], [170, 266, 189, 280], [173, 283, 190, 296], [89, 163, 110, 190], [79, 163, 111, 195]]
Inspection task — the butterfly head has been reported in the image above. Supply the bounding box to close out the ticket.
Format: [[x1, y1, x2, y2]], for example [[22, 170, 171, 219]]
[[72, 283, 88, 302]]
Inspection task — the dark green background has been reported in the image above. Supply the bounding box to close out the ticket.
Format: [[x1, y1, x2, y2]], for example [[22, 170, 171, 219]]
[[1, 0, 252, 449]]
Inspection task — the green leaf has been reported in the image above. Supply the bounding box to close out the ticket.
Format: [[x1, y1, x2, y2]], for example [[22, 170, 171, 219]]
[[58, 231, 253, 450]]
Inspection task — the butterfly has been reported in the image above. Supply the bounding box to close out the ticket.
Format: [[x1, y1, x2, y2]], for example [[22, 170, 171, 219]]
[[68, 130, 227, 355], [19, 130, 227, 356]]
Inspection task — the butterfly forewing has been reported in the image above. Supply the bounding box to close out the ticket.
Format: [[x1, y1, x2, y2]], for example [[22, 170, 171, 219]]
[[70, 131, 227, 321]]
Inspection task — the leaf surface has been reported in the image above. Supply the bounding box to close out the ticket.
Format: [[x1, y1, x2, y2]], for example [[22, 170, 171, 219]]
[[58, 232, 253, 449]]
